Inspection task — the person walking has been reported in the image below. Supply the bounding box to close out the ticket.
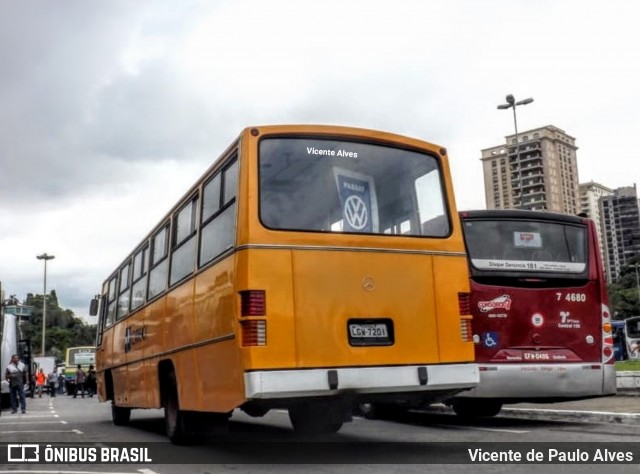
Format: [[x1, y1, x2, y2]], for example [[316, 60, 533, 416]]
[[5, 354, 27, 414], [73, 365, 86, 398], [47, 370, 57, 397], [58, 372, 66, 394], [35, 368, 46, 398], [86, 365, 97, 397]]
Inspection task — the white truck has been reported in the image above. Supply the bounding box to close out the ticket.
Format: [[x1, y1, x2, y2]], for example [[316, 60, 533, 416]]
[[1, 306, 34, 406]]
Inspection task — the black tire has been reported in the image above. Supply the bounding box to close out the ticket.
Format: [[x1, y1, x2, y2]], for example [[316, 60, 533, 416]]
[[358, 403, 407, 420], [112, 403, 131, 426], [451, 399, 502, 418], [164, 371, 196, 445], [289, 403, 344, 435]]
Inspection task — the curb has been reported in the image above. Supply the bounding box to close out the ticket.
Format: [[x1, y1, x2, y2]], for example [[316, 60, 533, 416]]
[[423, 402, 640, 426], [497, 406, 640, 426], [617, 371, 640, 390]]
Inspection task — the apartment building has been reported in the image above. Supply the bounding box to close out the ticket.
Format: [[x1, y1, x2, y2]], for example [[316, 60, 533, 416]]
[[579, 181, 613, 262], [600, 184, 640, 283], [481, 125, 580, 215]]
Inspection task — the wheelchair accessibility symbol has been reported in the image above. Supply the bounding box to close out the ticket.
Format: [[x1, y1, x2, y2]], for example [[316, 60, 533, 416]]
[[483, 332, 499, 348]]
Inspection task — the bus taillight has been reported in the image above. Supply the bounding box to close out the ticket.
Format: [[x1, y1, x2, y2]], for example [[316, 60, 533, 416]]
[[601, 303, 614, 363], [460, 316, 473, 343], [241, 320, 266, 346], [240, 290, 266, 316], [458, 292, 471, 315]]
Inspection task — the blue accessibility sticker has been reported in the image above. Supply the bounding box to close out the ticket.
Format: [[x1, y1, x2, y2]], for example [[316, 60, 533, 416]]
[[482, 331, 499, 348]]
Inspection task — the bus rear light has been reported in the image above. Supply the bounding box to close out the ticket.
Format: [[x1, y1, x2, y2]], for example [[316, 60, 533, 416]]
[[603, 322, 612, 333], [241, 319, 266, 346], [240, 290, 266, 316], [458, 292, 471, 315], [603, 346, 613, 358], [460, 317, 473, 342]]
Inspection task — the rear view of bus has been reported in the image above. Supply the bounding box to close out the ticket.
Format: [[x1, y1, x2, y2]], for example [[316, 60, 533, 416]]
[[244, 126, 478, 431], [451, 209, 616, 417]]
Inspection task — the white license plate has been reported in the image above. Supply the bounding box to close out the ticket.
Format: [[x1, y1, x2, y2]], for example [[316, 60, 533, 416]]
[[349, 323, 388, 338]]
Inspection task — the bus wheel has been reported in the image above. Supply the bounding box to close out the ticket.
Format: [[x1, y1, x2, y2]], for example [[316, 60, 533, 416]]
[[358, 403, 407, 420], [164, 372, 196, 445], [289, 403, 344, 435], [111, 403, 131, 426], [451, 399, 502, 418]]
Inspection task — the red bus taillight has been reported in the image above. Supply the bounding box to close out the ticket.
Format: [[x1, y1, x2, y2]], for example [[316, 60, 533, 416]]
[[458, 292, 471, 315], [241, 319, 266, 346], [460, 317, 473, 343], [240, 290, 266, 316], [601, 303, 614, 364], [458, 292, 473, 342]]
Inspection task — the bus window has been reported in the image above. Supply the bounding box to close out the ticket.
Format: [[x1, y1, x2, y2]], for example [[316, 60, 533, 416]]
[[148, 224, 169, 299], [259, 138, 446, 237]]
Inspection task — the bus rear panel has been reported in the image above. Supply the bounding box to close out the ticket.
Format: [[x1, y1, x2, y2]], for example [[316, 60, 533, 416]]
[[452, 210, 615, 416]]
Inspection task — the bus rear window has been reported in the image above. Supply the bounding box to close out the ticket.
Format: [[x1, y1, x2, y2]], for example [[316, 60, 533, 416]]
[[463, 219, 588, 274], [259, 138, 449, 237]]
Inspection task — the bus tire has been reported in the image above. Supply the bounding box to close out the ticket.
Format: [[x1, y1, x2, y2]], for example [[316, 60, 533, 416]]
[[451, 399, 502, 418], [164, 372, 196, 445], [112, 403, 131, 426], [358, 403, 407, 420], [288, 403, 344, 435]]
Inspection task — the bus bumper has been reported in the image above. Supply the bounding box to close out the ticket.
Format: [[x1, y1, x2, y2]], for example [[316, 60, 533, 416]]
[[244, 363, 479, 399], [454, 363, 616, 399]]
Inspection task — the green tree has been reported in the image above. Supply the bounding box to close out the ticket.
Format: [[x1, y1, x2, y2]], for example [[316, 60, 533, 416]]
[[609, 255, 640, 319], [21, 291, 96, 360]]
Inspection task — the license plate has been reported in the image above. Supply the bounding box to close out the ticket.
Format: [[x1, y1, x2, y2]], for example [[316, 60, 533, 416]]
[[349, 323, 389, 338]]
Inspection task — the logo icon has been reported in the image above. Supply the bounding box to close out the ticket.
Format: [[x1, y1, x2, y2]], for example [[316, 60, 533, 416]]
[[483, 332, 499, 348], [478, 295, 512, 313], [8, 444, 40, 462], [344, 195, 368, 230], [531, 313, 544, 327], [361, 276, 375, 292]]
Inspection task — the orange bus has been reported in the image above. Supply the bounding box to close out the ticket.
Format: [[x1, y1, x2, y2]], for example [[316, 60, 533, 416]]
[[91, 125, 478, 443]]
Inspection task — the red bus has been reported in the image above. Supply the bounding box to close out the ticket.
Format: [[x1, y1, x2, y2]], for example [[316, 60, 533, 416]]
[[449, 209, 616, 417]]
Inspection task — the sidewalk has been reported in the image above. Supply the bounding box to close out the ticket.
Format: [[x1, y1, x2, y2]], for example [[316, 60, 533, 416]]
[[427, 393, 640, 426]]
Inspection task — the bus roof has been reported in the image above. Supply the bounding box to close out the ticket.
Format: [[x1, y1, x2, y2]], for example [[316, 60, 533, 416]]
[[460, 209, 587, 225]]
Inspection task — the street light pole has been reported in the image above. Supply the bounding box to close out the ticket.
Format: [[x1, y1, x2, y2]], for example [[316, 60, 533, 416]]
[[497, 94, 534, 208], [36, 253, 55, 356]]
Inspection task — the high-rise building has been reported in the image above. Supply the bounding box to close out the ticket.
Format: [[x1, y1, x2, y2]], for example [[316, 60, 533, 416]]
[[600, 184, 640, 283], [579, 181, 613, 262], [481, 125, 580, 214]]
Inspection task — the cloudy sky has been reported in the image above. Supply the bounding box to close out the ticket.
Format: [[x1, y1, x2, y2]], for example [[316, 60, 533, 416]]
[[1, 0, 639, 321]]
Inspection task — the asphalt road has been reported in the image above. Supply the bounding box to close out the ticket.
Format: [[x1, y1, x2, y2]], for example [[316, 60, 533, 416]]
[[1, 393, 640, 473]]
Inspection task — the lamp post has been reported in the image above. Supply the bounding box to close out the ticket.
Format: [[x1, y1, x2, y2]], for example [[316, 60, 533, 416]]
[[497, 94, 534, 208], [36, 253, 55, 356], [631, 264, 640, 309]]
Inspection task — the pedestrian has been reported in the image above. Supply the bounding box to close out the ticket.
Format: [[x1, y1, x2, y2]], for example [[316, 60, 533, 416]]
[[35, 368, 46, 398], [29, 373, 35, 398], [58, 372, 66, 394], [4, 354, 27, 414], [47, 370, 57, 397], [86, 364, 97, 397], [73, 365, 86, 398]]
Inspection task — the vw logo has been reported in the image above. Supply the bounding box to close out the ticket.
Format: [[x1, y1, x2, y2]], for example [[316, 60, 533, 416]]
[[344, 195, 368, 230]]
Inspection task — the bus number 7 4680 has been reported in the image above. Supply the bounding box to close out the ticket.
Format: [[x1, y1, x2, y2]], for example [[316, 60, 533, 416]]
[[556, 292, 587, 303]]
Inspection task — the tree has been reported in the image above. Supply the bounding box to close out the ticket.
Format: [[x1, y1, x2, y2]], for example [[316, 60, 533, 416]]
[[20, 292, 96, 359], [609, 256, 640, 319]]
